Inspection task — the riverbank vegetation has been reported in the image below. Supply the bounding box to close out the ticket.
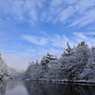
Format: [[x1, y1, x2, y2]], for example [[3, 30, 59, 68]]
[[24, 41, 95, 83], [1, 41, 95, 83]]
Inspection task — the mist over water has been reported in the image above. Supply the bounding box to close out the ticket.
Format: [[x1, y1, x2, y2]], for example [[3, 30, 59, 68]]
[[0, 80, 95, 95]]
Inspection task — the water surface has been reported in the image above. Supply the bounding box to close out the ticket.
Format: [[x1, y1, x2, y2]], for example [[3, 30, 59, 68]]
[[0, 80, 95, 95]]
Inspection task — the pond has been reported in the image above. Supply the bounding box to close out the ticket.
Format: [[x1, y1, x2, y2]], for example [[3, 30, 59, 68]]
[[0, 80, 95, 95]]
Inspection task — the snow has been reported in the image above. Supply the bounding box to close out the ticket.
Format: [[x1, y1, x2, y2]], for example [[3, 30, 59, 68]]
[[23, 41, 95, 83], [1, 41, 95, 84]]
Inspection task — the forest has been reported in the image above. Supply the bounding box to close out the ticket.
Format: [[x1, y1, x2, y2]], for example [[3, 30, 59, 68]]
[[1, 41, 95, 83], [24, 41, 95, 82]]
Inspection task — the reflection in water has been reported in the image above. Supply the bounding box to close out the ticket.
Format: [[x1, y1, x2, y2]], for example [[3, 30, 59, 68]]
[[5, 80, 28, 95], [25, 81, 95, 95], [0, 81, 6, 95], [0, 80, 28, 95], [0, 80, 95, 95]]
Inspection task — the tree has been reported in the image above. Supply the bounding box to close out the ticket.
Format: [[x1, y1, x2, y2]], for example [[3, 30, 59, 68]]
[[40, 53, 57, 78], [61, 42, 74, 57], [79, 46, 95, 80], [25, 61, 34, 79], [0, 53, 8, 80], [59, 41, 90, 80], [41, 53, 57, 65]]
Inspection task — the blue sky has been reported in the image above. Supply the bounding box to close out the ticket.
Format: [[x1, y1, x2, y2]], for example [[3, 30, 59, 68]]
[[0, 0, 95, 69]]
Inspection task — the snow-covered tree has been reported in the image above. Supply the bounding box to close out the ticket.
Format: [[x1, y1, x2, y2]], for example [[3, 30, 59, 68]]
[[0, 53, 8, 80], [41, 53, 57, 65], [40, 53, 57, 78], [24, 41, 95, 82], [24, 61, 42, 80], [7, 67, 24, 79], [59, 41, 90, 80], [79, 46, 95, 81], [61, 42, 75, 57], [48, 60, 60, 81], [25, 61, 34, 79], [70, 41, 90, 80]]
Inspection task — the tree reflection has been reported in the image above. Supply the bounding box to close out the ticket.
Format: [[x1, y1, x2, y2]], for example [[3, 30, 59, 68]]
[[0, 81, 6, 95], [6, 80, 22, 91], [0, 80, 95, 95], [25, 81, 95, 95], [0, 80, 25, 95]]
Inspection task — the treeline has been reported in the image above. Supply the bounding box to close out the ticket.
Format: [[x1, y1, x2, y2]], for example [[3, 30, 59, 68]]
[[0, 55, 8, 80], [24, 41, 95, 82], [0, 54, 24, 81]]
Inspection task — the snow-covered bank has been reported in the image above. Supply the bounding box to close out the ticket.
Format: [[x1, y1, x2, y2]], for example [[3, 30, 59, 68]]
[[24, 78, 95, 84]]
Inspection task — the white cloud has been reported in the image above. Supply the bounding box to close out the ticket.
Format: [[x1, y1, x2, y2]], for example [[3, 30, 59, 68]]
[[0, 0, 45, 24], [51, 32, 95, 48], [23, 34, 70, 48], [73, 32, 95, 36], [73, 32, 87, 39], [75, 0, 95, 14], [43, 0, 95, 26], [60, 6, 75, 22], [51, 35, 69, 48], [1, 32, 95, 69], [69, 8, 95, 27], [21, 33, 95, 52], [73, 32, 95, 46], [23, 35, 48, 46], [22, 34, 77, 48], [47, 0, 95, 26], [1, 0, 95, 27]]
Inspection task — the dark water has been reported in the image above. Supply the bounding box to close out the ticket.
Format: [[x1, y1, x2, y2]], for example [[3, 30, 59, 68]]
[[0, 80, 95, 95]]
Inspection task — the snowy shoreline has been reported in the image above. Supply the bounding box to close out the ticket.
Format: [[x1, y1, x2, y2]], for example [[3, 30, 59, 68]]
[[62, 80, 95, 84], [25, 78, 95, 84]]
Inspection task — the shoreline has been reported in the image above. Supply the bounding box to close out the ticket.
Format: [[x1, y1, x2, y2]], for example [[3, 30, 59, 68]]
[[24, 78, 95, 85]]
